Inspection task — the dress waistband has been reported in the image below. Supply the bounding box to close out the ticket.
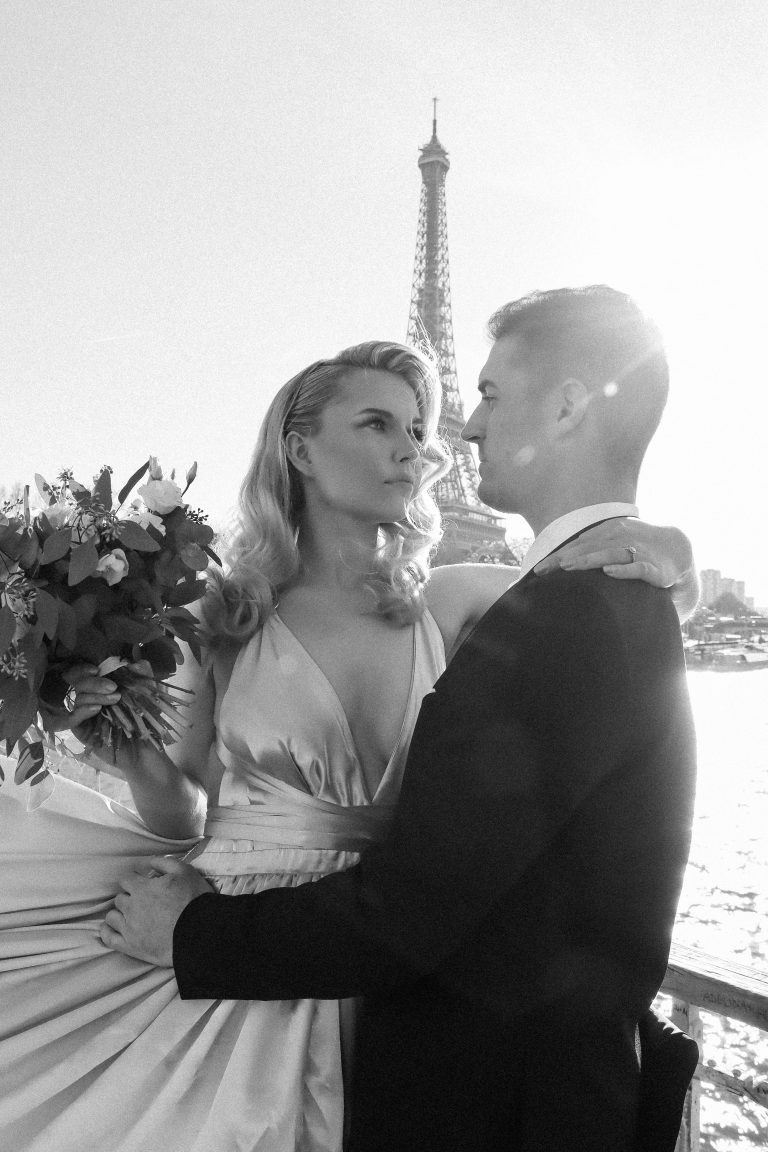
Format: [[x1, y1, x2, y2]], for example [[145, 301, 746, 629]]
[[204, 801, 395, 852], [207, 740, 396, 852]]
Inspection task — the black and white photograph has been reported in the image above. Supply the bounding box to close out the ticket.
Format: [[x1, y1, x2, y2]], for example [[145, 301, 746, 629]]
[[1, 3, 767, 1150]]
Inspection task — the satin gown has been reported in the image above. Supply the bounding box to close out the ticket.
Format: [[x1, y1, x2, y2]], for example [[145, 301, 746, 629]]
[[0, 610, 445, 1152]]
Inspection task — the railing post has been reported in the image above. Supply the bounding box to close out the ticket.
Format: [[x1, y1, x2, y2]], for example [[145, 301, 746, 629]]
[[671, 999, 702, 1152]]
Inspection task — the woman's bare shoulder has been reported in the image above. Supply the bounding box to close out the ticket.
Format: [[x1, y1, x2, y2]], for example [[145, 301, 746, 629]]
[[425, 563, 520, 658], [427, 562, 519, 612]]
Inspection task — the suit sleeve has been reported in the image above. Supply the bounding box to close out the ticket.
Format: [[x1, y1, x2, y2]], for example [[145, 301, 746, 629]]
[[174, 572, 680, 1000]]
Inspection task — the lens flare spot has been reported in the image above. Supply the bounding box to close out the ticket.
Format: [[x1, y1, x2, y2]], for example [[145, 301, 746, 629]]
[[603, 382, 619, 398], [513, 445, 536, 467]]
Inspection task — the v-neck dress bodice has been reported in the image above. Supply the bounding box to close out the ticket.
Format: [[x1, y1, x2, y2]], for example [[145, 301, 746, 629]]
[[194, 609, 445, 886]]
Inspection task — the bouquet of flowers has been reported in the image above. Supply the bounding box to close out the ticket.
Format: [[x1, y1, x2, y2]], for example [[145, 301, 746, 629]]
[[0, 458, 220, 802]]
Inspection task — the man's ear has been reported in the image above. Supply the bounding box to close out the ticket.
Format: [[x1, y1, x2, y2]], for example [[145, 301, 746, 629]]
[[284, 430, 313, 476], [554, 378, 591, 435]]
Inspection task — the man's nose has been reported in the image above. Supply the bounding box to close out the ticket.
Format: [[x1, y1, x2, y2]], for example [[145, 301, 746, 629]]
[[461, 405, 483, 443]]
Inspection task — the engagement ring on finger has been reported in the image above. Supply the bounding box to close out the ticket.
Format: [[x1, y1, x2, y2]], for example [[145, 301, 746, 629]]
[[626, 546, 638, 561], [63, 687, 77, 713]]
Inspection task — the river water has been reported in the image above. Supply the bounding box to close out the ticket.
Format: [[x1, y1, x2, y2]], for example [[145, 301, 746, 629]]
[[667, 671, 768, 1150]]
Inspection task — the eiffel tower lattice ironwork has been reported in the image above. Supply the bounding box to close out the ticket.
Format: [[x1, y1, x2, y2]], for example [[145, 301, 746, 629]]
[[406, 103, 507, 562]]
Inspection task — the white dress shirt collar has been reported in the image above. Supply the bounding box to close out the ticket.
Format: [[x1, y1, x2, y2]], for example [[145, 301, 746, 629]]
[[518, 503, 639, 579]]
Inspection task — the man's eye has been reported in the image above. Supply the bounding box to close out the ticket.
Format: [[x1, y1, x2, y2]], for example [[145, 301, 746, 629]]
[[411, 427, 426, 444]]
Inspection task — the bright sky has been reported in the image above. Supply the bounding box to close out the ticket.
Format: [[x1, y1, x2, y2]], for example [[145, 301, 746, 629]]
[[3, 1, 767, 602]]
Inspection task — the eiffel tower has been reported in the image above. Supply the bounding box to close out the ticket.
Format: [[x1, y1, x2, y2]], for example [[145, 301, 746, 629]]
[[406, 103, 507, 563]]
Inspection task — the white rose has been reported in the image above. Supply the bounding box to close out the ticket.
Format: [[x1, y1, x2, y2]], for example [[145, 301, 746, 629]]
[[137, 479, 184, 516], [126, 500, 166, 536], [43, 501, 73, 530], [140, 510, 166, 535], [96, 548, 129, 586]]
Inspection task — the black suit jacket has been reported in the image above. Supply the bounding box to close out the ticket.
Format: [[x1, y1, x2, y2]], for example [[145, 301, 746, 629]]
[[175, 568, 697, 1151]]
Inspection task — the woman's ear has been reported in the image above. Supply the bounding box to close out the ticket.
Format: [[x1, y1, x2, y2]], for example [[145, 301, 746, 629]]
[[555, 377, 591, 435], [284, 430, 313, 476]]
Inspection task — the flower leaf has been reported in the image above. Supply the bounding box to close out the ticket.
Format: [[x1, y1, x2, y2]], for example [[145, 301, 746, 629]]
[[68, 539, 100, 586], [93, 468, 112, 509], [161, 506, 186, 532], [164, 615, 202, 659], [117, 460, 150, 506], [184, 520, 214, 546], [140, 636, 180, 679], [115, 521, 162, 552], [0, 604, 16, 657], [164, 577, 208, 607], [35, 474, 56, 507], [185, 632, 202, 664], [35, 512, 55, 540], [56, 600, 78, 650], [179, 543, 209, 571], [0, 524, 23, 553], [34, 589, 60, 640], [70, 480, 92, 505], [0, 677, 38, 750], [72, 622, 110, 665], [72, 593, 98, 626], [28, 771, 55, 810], [19, 633, 48, 695], [41, 527, 72, 565], [164, 606, 200, 623], [102, 615, 153, 650], [14, 738, 45, 785], [18, 531, 40, 569]]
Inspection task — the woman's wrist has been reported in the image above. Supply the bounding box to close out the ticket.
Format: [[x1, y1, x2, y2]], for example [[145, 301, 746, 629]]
[[115, 741, 206, 838]]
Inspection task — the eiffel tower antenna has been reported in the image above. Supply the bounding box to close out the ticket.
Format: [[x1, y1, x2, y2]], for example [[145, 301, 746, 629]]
[[406, 104, 506, 562]]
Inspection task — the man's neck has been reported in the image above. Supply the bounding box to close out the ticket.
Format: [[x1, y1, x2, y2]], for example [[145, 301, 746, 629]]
[[523, 478, 637, 537]]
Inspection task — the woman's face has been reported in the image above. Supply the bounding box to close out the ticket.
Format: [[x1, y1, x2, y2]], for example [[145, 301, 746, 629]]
[[295, 368, 425, 524]]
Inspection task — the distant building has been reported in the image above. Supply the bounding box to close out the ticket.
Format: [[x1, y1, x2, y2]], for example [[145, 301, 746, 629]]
[[700, 569, 721, 605], [700, 568, 754, 611]]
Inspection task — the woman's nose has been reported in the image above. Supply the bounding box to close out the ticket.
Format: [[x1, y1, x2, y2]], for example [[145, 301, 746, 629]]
[[397, 433, 420, 461]]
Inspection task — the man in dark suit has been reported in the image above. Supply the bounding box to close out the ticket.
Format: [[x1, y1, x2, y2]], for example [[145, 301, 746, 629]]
[[108, 286, 697, 1150]]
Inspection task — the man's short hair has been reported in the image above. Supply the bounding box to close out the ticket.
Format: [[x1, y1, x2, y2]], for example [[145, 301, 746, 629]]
[[487, 286, 669, 477], [487, 285, 669, 401]]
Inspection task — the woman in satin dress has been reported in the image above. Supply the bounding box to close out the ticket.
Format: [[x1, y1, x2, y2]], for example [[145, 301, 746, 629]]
[[0, 340, 697, 1152]]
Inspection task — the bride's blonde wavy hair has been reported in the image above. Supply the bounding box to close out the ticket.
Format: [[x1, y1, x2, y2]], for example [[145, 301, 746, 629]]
[[204, 340, 450, 645]]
